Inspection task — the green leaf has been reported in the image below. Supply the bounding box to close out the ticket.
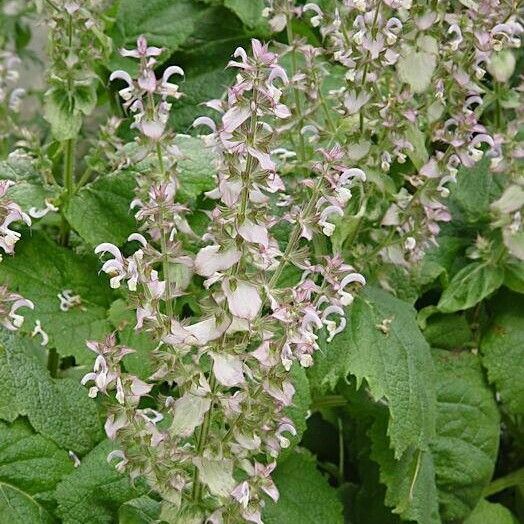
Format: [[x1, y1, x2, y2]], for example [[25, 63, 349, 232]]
[[0, 231, 115, 362], [437, 262, 504, 313], [56, 440, 143, 524], [397, 48, 436, 93], [0, 333, 103, 454], [464, 500, 519, 524], [175, 135, 217, 202], [224, 0, 268, 30], [480, 295, 524, 416], [0, 418, 74, 517], [405, 124, 429, 170], [504, 259, 524, 293], [0, 157, 58, 213], [43, 87, 82, 141], [422, 313, 473, 350], [109, 0, 206, 72], [169, 6, 254, 130], [64, 171, 137, 246], [369, 413, 440, 524], [0, 483, 54, 524], [310, 287, 436, 457], [263, 449, 344, 524], [451, 157, 493, 223], [118, 496, 161, 524], [431, 350, 500, 521]]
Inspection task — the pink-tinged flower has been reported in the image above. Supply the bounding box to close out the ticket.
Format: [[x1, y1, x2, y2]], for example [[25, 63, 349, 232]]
[[109, 70, 134, 102], [120, 35, 163, 59], [194, 245, 241, 277], [263, 380, 295, 407], [212, 353, 245, 387], [247, 146, 276, 171], [318, 205, 344, 237], [222, 279, 262, 321], [105, 412, 128, 439], [107, 449, 128, 472], [238, 220, 269, 248], [164, 317, 229, 347], [231, 481, 250, 508], [337, 272, 366, 306], [160, 65, 184, 98], [192, 116, 216, 133], [251, 39, 276, 65], [322, 305, 346, 342], [222, 105, 251, 133], [303, 3, 323, 27], [1, 293, 34, 331]]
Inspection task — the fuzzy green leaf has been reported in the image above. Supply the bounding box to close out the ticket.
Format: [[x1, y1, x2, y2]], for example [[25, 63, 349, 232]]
[[422, 313, 473, 350], [64, 171, 137, 246], [224, 0, 268, 29], [431, 350, 500, 521], [480, 295, 524, 416], [464, 500, 519, 524], [118, 496, 161, 523], [56, 440, 143, 524], [43, 87, 82, 141], [263, 449, 344, 524], [437, 262, 504, 313], [369, 413, 440, 524], [0, 231, 115, 362], [0, 418, 74, 518], [504, 259, 524, 294], [109, 0, 206, 72], [0, 333, 103, 454], [311, 287, 436, 457], [451, 157, 493, 223]]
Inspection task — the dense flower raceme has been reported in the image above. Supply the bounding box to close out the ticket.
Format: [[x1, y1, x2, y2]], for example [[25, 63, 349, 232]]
[[86, 37, 365, 522], [269, 0, 522, 271]]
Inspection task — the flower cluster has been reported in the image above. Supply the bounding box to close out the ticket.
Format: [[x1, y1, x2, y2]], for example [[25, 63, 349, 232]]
[[0, 180, 33, 331], [292, 0, 522, 271], [87, 37, 364, 522]]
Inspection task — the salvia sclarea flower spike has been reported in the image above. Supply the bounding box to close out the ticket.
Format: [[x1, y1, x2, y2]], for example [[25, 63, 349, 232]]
[[295, 0, 522, 269], [87, 37, 364, 523]]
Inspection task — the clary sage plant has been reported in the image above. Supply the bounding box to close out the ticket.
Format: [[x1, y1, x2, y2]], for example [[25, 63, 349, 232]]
[[0, 1, 522, 523]]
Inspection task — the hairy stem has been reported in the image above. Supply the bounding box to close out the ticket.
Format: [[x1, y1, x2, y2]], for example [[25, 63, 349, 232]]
[[60, 138, 76, 245]]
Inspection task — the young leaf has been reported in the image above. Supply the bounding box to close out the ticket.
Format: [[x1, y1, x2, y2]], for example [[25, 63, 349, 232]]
[[0, 231, 115, 362], [224, 0, 269, 30], [0, 419, 74, 518], [310, 286, 436, 457], [263, 449, 344, 524], [437, 262, 504, 313], [464, 500, 519, 524], [0, 333, 103, 454], [55, 440, 144, 524], [480, 294, 524, 416], [431, 350, 500, 521], [118, 496, 161, 524]]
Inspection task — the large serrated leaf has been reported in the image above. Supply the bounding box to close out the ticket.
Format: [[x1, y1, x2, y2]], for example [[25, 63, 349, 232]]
[[263, 449, 344, 524], [0, 418, 74, 519], [437, 262, 504, 313], [0, 231, 115, 362], [0, 333, 103, 454], [310, 286, 436, 457], [480, 293, 524, 416], [431, 350, 500, 521], [55, 440, 144, 524]]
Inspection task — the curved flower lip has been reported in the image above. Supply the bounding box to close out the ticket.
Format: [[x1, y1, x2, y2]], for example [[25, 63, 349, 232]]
[[192, 116, 217, 133]]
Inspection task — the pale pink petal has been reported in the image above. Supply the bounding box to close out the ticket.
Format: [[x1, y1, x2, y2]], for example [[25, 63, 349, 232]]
[[212, 353, 245, 387]]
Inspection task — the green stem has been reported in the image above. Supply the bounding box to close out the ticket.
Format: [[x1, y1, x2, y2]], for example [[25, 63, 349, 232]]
[[286, 16, 307, 166], [270, 175, 324, 287], [60, 138, 76, 245], [47, 347, 59, 378], [155, 143, 174, 317], [191, 373, 217, 502], [483, 468, 524, 497]]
